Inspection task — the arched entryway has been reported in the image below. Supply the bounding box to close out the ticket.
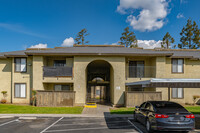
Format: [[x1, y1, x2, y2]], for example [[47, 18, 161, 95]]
[[86, 60, 112, 104]]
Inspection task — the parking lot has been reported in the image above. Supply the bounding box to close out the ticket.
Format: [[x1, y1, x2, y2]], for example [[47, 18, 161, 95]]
[[0, 116, 199, 133]]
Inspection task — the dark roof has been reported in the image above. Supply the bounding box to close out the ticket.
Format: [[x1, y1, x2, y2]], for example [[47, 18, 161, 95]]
[[0, 46, 200, 59], [24, 47, 173, 56]]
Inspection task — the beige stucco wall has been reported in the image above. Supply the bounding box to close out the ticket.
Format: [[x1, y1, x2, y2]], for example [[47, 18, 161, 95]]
[[73, 56, 126, 106], [12, 57, 32, 104], [43, 83, 73, 91], [0, 58, 12, 103], [44, 56, 73, 67], [156, 87, 200, 104], [32, 56, 44, 91]]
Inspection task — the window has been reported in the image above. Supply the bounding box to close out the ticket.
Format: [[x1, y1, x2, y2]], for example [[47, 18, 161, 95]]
[[129, 61, 144, 78], [54, 85, 70, 91], [140, 102, 146, 109], [172, 88, 184, 98], [54, 60, 66, 67], [172, 59, 184, 73], [15, 84, 26, 98], [145, 103, 154, 111], [15, 58, 27, 72]]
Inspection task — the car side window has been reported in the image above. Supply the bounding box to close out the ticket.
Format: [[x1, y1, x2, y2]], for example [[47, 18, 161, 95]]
[[140, 102, 146, 109], [145, 103, 154, 111]]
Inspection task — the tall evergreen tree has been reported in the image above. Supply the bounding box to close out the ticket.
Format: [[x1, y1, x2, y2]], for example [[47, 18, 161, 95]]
[[178, 19, 200, 49], [161, 32, 175, 49], [75, 28, 89, 45], [119, 27, 137, 48]]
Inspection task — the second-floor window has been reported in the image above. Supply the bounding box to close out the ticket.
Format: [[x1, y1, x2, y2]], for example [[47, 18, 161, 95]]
[[172, 59, 184, 73], [15, 58, 27, 72], [54, 60, 66, 67], [129, 61, 144, 78]]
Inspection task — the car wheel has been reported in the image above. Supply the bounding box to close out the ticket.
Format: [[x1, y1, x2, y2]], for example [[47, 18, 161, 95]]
[[133, 112, 137, 122], [146, 119, 153, 133]]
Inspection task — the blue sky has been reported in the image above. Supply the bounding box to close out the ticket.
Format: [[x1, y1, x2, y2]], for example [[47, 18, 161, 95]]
[[0, 0, 199, 52]]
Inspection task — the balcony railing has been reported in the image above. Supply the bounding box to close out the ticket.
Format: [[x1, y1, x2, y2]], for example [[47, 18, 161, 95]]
[[127, 66, 156, 78], [43, 66, 73, 77]]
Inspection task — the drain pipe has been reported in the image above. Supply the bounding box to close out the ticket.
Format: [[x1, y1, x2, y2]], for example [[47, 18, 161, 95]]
[[11, 58, 13, 103]]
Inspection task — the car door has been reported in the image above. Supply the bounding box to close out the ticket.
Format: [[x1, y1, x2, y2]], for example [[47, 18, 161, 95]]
[[137, 102, 146, 123], [141, 102, 152, 125]]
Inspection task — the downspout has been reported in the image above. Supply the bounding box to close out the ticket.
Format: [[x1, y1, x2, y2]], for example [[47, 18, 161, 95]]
[[11, 58, 13, 103], [168, 87, 170, 101]]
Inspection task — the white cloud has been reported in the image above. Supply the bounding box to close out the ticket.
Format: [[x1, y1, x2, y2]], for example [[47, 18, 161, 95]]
[[136, 40, 162, 49], [61, 37, 74, 47], [180, 0, 187, 4], [117, 0, 169, 31], [177, 13, 184, 19], [30, 43, 47, 48]]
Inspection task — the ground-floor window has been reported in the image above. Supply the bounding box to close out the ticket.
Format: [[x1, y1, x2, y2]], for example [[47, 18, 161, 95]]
[[172, 88, 184, 99], [14, 83, 26, 98], [54, 85, 70, 91]]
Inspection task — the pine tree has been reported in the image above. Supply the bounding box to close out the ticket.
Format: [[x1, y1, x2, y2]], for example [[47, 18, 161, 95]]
[[161, 32, 175, 49], [75, 28, 89, 45], [178, 19, 200, 49], [119, 27, 137, 48]]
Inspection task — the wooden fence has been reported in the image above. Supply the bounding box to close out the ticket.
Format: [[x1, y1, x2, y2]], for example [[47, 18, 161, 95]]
[[36, 91, 75, 107], [125, 91, 162, 107]]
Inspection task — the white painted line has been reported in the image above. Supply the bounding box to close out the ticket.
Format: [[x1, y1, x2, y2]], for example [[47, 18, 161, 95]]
[[44, 125, 136, 132], [53, 120, 129, 126], [40, 117, 63, 133], [0, 119, 18, 127], [128, 120, 143, 133], [43, 127, 108, 132]]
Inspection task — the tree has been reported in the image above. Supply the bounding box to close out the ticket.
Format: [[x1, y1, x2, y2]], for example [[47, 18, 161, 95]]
[[74, 28, 90, 45], [161, 32, 175, 49], [178, 19, 200, 49], [119, 27, 137, 48]]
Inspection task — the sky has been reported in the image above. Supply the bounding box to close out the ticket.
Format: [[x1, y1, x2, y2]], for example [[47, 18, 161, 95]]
[[0, 0, 200, 52]]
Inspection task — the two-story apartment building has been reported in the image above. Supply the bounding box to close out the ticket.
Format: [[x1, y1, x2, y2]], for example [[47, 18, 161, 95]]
[[1, 45, 200, 106]]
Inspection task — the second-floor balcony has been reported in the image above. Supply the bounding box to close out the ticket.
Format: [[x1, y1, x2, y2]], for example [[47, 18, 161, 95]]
[[43, 66, 73, 77], [127, 66, 156, 79]]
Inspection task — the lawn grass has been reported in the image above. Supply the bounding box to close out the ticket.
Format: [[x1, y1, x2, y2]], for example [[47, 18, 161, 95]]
[[0, 104, 83, 114], [110, 106, 200, 114], [110, 107, 135, 114], [185, 106, 200, 114]]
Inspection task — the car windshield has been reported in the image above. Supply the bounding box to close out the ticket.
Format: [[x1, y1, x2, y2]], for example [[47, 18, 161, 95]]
[[153, 102, 183, 109]]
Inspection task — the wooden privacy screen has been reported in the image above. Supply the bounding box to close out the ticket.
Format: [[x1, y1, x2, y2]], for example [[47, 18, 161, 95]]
[[36, 91, 75, 107]]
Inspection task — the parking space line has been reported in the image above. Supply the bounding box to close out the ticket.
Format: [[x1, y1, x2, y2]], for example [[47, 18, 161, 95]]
[[53, 120, 129, 126], [40, 117, 63, 133], [0, 119, 18, 127], [128, 120, 143, 133], [43, 125, 135, 132], [43, 127, 108, 132]]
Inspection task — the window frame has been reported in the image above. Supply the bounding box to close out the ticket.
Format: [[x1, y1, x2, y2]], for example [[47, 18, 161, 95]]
[[171, 58, 184, 73], [129, 61, 145, 78], [14, 83, 27, 98], [171, 88, 184, 99], [14, 58, 27, 73]]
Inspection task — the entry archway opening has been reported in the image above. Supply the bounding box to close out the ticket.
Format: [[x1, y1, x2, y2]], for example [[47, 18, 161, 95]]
[[86, 60, 112, 104]]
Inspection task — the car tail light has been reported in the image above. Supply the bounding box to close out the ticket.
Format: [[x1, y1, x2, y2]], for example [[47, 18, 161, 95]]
[[155, 114, 169, 118], [186, 114, 195, 118]]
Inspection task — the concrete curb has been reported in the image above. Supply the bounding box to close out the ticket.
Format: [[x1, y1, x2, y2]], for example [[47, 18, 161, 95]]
[[0, 114, 133, 118], [0, 114, 199, 118]]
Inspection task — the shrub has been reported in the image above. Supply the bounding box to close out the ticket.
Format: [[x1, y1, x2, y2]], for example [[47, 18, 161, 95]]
[[1, 99, 6, 104]]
